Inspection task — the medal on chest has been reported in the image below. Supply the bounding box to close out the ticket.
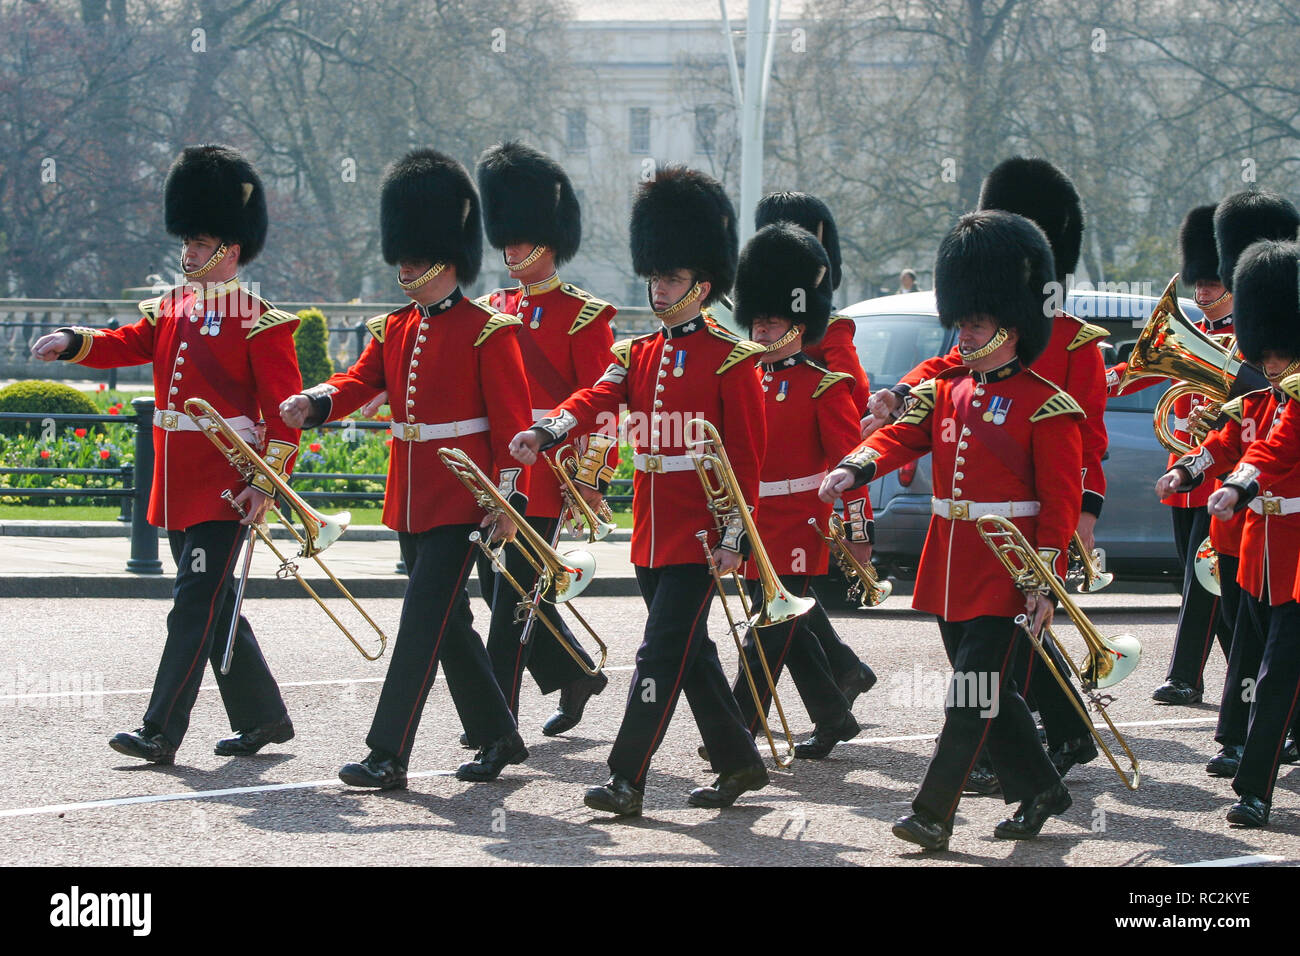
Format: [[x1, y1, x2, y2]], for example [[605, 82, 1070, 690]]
[[198, 310, 222, 337], [982, 395, 1012, 425], [775, 379, 789, 402], [673, 350, 686, 377], [529, 305, 543, 329]]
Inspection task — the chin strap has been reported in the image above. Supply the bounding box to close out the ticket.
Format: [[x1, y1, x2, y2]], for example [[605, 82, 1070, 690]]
[[506, 245, 548, 273], [763, 325, 803, 354], [399, 262, 447, 292], [959, 327, 1009, 363], [649, 282, 704, 322], [181, 243, 229, 280], [1267, 358, 1300, 384]]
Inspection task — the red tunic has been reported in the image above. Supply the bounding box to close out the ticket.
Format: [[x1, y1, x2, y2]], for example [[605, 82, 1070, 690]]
[[540, 317, 767, 567], [744, 355, 873, 578], [1197, 383, 1300, 598], [845, 363, 1083, 620], [804, 315, 872, 415], [482, 277, 620, 519], [315, 293, 532, 533], [66, 279, 302, 530], [901, 312, 1107, 512]]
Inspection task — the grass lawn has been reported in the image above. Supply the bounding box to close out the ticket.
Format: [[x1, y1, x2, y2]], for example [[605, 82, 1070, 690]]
[[0, 503, 634, 527]]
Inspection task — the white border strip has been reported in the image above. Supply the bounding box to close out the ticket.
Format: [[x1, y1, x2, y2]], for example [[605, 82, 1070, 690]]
[[1180, 855, 1285, 867]]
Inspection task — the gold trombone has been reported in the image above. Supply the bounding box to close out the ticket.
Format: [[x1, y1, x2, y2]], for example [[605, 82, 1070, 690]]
[[808, 514, 893, 608], [1068, 532, 1113, 593], [686, 418, 813, 769], [545, 439, 617, 543], [438, 447, 607, 676], [975, 514, 1141, 790], [184, 398, 388, 674]]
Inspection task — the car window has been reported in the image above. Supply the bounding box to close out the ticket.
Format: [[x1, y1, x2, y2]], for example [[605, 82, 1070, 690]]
[[852, 315, 950, 391]]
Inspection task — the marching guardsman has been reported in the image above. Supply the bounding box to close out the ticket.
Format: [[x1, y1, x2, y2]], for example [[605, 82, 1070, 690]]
[[1163, 239, 1300, 826], [509, 166, 770, 815], [280, 149, 533, 789], [821, 210, 1081, 851], [753, 191, 878, 708], [864, 157, 1102, 781], [31, 145, 301, 764], [1108, 205, 1239, 705], [725, 222, 875, 758], [472, 141, 616, 739]]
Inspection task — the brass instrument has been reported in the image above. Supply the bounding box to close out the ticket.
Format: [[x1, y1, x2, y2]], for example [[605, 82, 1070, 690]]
[[184, 398, 387, 674], [438, 447, 607, 676], [1068, 531, 1113, 593], [1118, 275, 1266, 455], [686, 418, 814, 769], [808, 515, 892, 607], [975, 514, 1141, 790], [1194, 535, 1222, 596], [544, 442, 617, 543]]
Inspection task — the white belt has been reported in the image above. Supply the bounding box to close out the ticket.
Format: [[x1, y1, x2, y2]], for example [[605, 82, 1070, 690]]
[[155, 409, 255, 439], [759, 471, 828, 498], [634, 453, 697, 474], [390, 417, 490, 442], [1248, 494, 1300, 516], [931, 497, 1041, 521]]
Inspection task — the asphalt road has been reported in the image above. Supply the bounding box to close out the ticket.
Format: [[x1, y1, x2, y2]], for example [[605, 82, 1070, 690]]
[[1, 592, 1294, 867]]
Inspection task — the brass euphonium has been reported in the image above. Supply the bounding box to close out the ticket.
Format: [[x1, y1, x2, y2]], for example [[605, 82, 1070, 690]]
[[437, 447, 607, 676], [184, 398, 388, 675], [808, 515, 893, 607], [1118, 275, 1267, 455], [1194, 534, 1222, 596], [975, 514, 1141, 790], [686, 418, 813, 769]]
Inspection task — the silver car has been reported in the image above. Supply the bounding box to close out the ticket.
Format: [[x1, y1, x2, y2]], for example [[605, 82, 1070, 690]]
[[840, 289, 1204, 580]]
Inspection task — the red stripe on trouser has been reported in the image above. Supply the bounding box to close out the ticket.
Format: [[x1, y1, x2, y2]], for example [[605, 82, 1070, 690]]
[[635, 586, 715, 785], [943, 620, 1018, 822], [161, 529, 245, 727], [1196, 596, 1222, 684], [395, 545, 478, 757]]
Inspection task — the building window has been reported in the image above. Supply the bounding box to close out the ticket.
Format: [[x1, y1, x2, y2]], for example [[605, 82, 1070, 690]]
[[629, 107, 651, 154], [566, 109, 587, 152], [694, 106, 716, 155]]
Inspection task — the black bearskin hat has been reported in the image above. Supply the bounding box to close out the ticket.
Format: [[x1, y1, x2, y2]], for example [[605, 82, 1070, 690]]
[[977, 157, 1083, 287], [1178, 205, 1220, 285], [733, 224, 835, 346], [164, 145, 268, 263], [477, 141, 581, 265], [934, 210, 1056, 365], [754, 191, 841, 292], [1214, 190, 1300, 293], [380, 148, 482, 284], [630, 165, 737, 306], [1232, 240, 1300, 365]]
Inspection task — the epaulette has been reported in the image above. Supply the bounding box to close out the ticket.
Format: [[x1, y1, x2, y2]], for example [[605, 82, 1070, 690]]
[[1279, 373, 1300, 404], [472, 292, 495, 309], [560, 284, 615, 335], [1219, 396, 1246, 424], [365, 313, 391, 343], [473, 310, 523, 347], [1030, 390, 1086, 422], [610, 338, 635, 368], [812, 369, 854, 399], [899, 378, 938, 425], [137, 296, 162, 325], [707, 324, 765, 374], [826, 313, 855, 328], [1065, 317, 1108, 351], [246, 308, 300, 339]]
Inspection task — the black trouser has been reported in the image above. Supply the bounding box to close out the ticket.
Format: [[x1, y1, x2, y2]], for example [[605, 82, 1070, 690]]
[[477, 516, 594, 713], [367, 525, 516, 766], [609, 564, 762, 787], [804, 582, 863, 681], [1166, 506, 1232, 688], [914, 616, 1060, 825], [479, 514, 596, 718], [143, 520, 287, 747], [1233, 596, 1300, 803], [1017, 626, 1093, 750], [1214, 557, 1259, 747], [730, 576, 851, 733]]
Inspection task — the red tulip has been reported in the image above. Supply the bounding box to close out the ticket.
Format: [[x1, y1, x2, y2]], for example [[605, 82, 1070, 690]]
[[309, 442, 322, 453], [74, 428, 86, 438], [100, 449, 111, 459], [108, 407, 120, 415], [40, 449, 51, 459], [97, 383, 106, 391]]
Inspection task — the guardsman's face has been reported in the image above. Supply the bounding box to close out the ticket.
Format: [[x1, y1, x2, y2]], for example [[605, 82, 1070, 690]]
[[1260, 350, 1297, 381], [398, 260, 434, 285], [1194, 279, 1228, 307], [749, 315, 794, 347], [504, 243, 536, 269], [181, 234, 231, 273], [956, 315, 999, 353], [648, 270, 695, 311]]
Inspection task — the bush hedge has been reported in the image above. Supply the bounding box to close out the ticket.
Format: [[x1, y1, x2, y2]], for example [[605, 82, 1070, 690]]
[[295, 308, 335, 390], [0, 380, 101, 436]]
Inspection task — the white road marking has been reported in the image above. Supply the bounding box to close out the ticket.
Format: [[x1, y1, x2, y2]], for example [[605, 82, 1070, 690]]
[[1180, 855, 1286, 867], [0, 715, 1227, 821]]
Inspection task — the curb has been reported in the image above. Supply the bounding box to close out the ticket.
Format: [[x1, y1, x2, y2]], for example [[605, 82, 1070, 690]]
[[0, 520, 633, 543]]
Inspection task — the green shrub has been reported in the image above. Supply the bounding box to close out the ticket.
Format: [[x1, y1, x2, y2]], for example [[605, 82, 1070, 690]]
[[295, 308, 335, 390], [0, 381, 101, 436]]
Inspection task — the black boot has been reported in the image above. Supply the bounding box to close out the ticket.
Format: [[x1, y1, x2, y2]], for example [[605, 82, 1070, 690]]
[[1049, 735, 1098, 778], [1151, 679, 1202, 705], [1206, 744, 1243, 778], [109, 728, 177, 765], [687, 763, 769, 808], [542, 671, 609, 736], [339, 752, 407, 790], [794, 712, 860, 759], [994, 782, 1072, 839], [584, 774, 643, 816], [455, 730, 529, 782], [214, 716, 294, 756], [1226, 794, 1269, 827], [892, 810, 951, 851], [837, 662, 877, 708]]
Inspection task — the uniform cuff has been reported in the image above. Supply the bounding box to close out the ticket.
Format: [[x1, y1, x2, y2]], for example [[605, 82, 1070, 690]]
[[1081, 491, 1104, 518], [301, 384, 336, 429], [572, 434, 617, 490], [844, 498, 875, 544], [249, 439, 296, 496], [498, 467, 527, 514], [56, 326, 97, 364], [718, 507, 753, 557], [533, 410, 577, 452], [1222, 463, 1259, 510]]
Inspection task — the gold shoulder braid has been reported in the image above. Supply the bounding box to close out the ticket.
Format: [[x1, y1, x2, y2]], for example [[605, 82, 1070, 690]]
[[717, 339, 765, 374], [1030, 390, 1085, 422], [898, 379, 938, 425], [1067, 322, 1108, 351], [474, 312, 523, 348], [246, 308, 300, 339], [812, 370, 854, 399]]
